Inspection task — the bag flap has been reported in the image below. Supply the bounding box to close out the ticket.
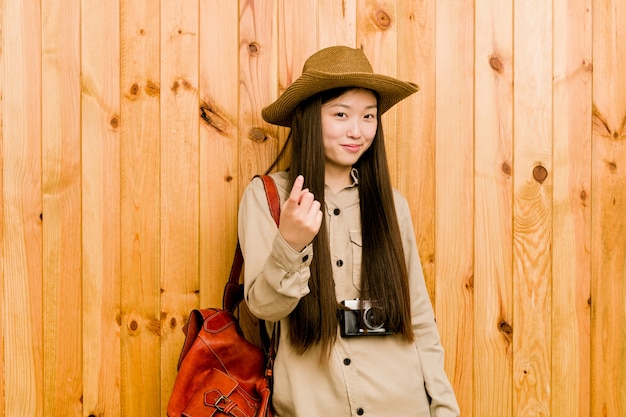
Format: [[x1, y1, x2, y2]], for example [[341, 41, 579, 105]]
[[177, 309, 217, 370], [203, 369, 239, 413]]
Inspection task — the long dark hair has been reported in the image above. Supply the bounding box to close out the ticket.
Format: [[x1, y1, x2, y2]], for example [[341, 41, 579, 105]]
[[282, 88, 414, 359]]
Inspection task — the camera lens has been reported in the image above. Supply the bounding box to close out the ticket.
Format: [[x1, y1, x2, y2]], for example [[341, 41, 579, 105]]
[[363, 306, 385, 330]]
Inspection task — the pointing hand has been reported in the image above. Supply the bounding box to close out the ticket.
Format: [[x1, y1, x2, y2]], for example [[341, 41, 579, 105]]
[[278, 175, 323, 252]]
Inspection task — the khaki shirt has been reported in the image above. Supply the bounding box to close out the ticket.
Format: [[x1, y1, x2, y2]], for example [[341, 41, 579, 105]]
[[238, 171, 460, 417]]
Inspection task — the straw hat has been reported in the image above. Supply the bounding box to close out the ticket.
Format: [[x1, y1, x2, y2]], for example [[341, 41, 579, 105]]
[[262, 46, 420, 127]]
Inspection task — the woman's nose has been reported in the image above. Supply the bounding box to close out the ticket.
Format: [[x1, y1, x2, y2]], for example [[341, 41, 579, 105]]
[[346, 121, 362, 138]]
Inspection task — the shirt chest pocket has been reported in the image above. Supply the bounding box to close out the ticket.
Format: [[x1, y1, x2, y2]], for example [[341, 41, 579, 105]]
[[349, 231, 362, 291]]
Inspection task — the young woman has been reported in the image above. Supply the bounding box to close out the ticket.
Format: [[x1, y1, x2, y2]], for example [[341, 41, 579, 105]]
[[238, 46, 460, 417]]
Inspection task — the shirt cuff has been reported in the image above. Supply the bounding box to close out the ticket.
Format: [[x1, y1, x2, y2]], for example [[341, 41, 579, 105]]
[[271, 232, 314, 272]]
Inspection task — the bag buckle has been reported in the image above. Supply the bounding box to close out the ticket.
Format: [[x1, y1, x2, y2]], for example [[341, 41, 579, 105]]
[[214, 394, 232, 413]]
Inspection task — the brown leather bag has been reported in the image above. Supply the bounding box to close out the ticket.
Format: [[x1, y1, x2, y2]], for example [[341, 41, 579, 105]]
[[167, 175, 280, 417]]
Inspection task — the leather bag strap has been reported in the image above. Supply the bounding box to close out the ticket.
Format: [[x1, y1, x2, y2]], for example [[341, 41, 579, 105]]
[[223, 175, 281, 313]]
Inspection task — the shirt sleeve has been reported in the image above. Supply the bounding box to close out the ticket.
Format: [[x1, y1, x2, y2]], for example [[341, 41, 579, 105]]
[[238, 176, 314, 322], [394, 191, 461, 417]]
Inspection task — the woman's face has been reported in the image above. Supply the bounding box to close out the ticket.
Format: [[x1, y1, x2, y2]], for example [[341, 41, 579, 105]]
[[320, 88, 378, 179]]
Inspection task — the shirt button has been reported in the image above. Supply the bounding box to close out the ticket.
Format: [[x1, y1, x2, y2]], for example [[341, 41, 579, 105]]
[[333, 208, 341, 215], [336, 259, 343, 267], [302, 255, 309, 262], [343, 358, 351, 366], [356, 408, 364, 415]]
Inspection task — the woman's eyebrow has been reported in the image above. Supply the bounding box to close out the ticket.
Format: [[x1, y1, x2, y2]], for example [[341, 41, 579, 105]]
[[325, 103, 378, 110]]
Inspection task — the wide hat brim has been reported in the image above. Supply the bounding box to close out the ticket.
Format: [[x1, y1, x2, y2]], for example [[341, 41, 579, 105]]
[[261, 47, 419, 127]]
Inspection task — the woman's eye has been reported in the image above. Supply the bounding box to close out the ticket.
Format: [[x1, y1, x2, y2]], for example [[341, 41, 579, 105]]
[[335, 112, 346, 118]]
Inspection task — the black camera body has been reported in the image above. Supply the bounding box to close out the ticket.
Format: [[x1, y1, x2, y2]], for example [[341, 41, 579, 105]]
[[339, 299, 393, 337]]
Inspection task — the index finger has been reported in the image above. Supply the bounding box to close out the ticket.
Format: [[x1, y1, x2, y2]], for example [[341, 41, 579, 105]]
[[288, 175, 305, 202]]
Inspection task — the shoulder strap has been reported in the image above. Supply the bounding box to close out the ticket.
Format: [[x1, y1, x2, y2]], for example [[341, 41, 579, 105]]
[[223, 175, 280, 313]]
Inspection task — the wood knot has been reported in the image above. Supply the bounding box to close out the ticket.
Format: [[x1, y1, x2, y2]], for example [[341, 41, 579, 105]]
[[225, 175, 234, 182], [498, 320, 513, 335], [374, 9, 391, 29], [607, 160, 617, 172], [110, 115, 120, 129], [129, 320, 139, 332], [182, 79, 193, 90], [199, 101, 229, 132], [533, 165, 548, 183], [172, 78, 194, 94], [127, 83, 140, 100], [169, 317, 177, 329], [144, 80, 160, 97], [502, 161, 512, 176], [248, 127, 268, 142], [146, 319, 161, 336], [465, 274, 474, 290], [489, 55, 504, 73], [579, 189, 587, 201], [248, 42, 260, 56]]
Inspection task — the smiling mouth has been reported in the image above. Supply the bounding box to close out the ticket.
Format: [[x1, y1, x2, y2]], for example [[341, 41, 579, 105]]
[[342, 144, 361, 152]]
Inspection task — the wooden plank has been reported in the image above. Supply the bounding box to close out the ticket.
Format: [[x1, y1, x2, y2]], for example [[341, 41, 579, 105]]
[[0, 2, 5, 415], [552, 0, 592, 416], [235, 0, 278, 344], [274, 0, 318, 172], [41, 0, 82, 415], [238, 0, 278, 184], [278, 0, 317, 91], [474, 0, 514, 415], [591, 0, 626, 415], [512, 0, 553, 414], [396, 0, 436, 301], [434, 0, 475, 414], [160, 0, 200, 415], [318, 0, 357, 48], [119, 0, 161, 415], [159, 0, 199, 412], [199, 2, 239, 310], [357, 0, 398, 184], [80, 0, 121, 415], [1, 1, 44, 416]]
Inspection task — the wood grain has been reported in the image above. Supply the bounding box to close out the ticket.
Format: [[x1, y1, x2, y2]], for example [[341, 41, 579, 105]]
[[80, 0, 121, 415], [159, 0, 200, 413], [474, 0, 514, 415], [119, 0, 161, 415], [513, 0, 553, 414], [199, 1, 240, 312], [41, 0, 82, 415], [274, 0, 318, 172], [1, 1, 44, 416], [435, 0, 475, 413], [396, 0, 436, 303], [238, 0, 278, 184], [552, 0, 592, 416], [318, 0, 357, 48], [591, 0, 626, 415]]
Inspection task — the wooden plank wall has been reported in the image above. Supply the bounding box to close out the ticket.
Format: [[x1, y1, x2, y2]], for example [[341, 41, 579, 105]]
[[1, 0, 625, 416]]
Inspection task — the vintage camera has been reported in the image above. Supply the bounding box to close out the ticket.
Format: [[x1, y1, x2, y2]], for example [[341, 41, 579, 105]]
[[339, 299, 393, 337]]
